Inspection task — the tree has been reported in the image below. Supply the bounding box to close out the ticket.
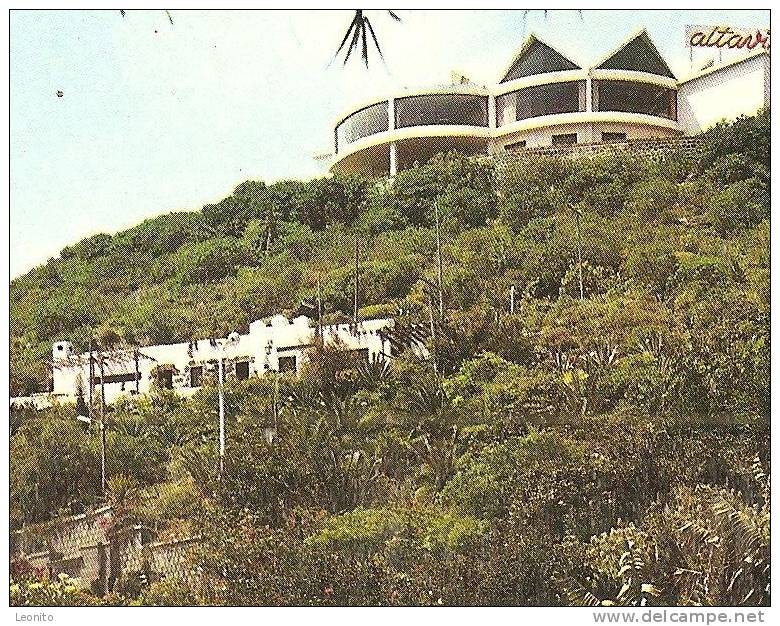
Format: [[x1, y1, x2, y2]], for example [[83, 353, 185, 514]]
[[11, 411, 101, 525], [333, 10, 402, 66]]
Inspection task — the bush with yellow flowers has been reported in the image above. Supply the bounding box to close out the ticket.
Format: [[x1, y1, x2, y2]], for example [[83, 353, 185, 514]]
[[10, 573, 102, 607]]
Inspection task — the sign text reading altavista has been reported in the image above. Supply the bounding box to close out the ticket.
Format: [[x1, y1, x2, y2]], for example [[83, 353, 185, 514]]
[[687, 25, 770, 51]]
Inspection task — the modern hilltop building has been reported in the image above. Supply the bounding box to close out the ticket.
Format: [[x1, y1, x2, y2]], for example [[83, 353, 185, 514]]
[[330, 28, 770, 176]]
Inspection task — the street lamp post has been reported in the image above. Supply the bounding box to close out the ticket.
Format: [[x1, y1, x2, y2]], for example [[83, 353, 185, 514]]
[[218, 351, 225, 477], [217, 331, 240, 478], [82, 337, 107, 496]]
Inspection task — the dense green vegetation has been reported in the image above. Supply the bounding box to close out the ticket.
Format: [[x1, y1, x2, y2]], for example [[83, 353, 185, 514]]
[[10, 111, 770, 606]]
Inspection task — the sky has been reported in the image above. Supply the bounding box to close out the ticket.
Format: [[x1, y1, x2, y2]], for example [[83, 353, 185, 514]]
[[9, 9, 770, 278]]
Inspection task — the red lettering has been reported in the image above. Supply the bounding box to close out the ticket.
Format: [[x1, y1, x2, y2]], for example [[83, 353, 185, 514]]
[[746, 32, 762, 50], [754, 30, 770, 50], [690, 25, 770, 52]]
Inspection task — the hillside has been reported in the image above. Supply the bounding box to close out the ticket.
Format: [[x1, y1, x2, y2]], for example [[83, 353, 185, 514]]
[[10, 110, 770, 397], [10, 110, 771, 606]]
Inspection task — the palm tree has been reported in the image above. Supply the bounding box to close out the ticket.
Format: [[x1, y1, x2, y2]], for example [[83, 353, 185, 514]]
[[334, 10, 402, 67], [393, 376, 475, 491]]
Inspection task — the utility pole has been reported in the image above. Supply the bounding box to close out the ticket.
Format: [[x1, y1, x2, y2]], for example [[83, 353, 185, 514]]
[[88, 336, 94, 419], [316, 278, 325, 385], [427, 291, 438, 374], [574, 206, 584, 301], [218, 349, 225, 478], [98, 350, 106, 495], [216, 331, 239, 479], [353, 232, 359, 326], [434, 198, 444, 320], [273, 372, 279, 432], [316, 278, 323, 339], [134, 347, 140, 394]]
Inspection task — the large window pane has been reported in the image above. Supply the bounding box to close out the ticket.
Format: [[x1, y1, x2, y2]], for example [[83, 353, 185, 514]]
[[596, 81, 677, 120], [497, 81, 583, 125], [395, 94, 488, 128], [335, 102, 389, 153]]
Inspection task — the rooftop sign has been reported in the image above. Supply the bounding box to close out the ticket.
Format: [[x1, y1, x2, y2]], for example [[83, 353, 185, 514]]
[[686, 25, 770, 51]]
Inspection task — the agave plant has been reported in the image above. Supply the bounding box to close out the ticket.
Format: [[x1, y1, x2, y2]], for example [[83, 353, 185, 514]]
[[563, 457, 770, 607], [673, 461, 770, 606], [563, 523, 666, 607]]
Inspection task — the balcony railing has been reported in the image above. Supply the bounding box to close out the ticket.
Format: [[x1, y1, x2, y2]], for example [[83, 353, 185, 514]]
[[335, 101, 389, 154]]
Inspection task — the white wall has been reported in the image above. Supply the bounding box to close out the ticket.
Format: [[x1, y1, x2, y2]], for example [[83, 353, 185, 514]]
[[45, 317, 397, 406], [495, 120, 679, 150], [678, 54, 769, 135]]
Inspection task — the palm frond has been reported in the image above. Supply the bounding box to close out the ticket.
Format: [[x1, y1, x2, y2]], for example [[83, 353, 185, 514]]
[[334, 10, 362, 63], [334, 10, 401, 67]]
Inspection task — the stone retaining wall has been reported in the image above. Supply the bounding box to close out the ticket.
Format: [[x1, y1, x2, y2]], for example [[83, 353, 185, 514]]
[[490, 135, 706, 165]]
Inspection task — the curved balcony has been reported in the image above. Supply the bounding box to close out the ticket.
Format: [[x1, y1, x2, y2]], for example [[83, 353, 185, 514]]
[[332, 129, 491, 176], [331, 88, 491, 175]]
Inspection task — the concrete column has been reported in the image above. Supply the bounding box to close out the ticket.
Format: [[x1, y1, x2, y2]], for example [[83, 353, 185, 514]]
[[585, 74, 593, 112], [388, 98, 395, 131], [585, 75, 596, 144], [389, 142, 398, 177], [388, 98, 397, 176], [487, 94, 497, 155]]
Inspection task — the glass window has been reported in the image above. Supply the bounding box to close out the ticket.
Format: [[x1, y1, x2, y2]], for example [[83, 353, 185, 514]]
[[602, 132, 627, 143], [278, 355, 297, 373], [158, 369, 173, 390], [552, 133, 578, 145], [595, 81, 677, 120], [190, 366, 203, 388], [501, 40, 580, 82], [235, 361, 250, 381], [335, 102, 389, 153], [497, 81, 584, 125], [597, 34, 674, 78], [504, 140, 527, 151], [395, 94, 488, 128]]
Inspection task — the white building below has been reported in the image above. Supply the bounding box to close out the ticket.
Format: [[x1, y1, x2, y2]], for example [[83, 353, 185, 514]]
[[14, 316, 415, 409]]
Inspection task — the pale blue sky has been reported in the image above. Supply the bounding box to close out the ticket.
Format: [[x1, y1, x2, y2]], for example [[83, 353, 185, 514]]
[[9, 9, 769, 277]]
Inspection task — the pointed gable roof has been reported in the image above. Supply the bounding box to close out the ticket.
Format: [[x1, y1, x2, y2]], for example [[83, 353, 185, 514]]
[[595, 29, 675, 78], [500, 34, 581, 83]]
